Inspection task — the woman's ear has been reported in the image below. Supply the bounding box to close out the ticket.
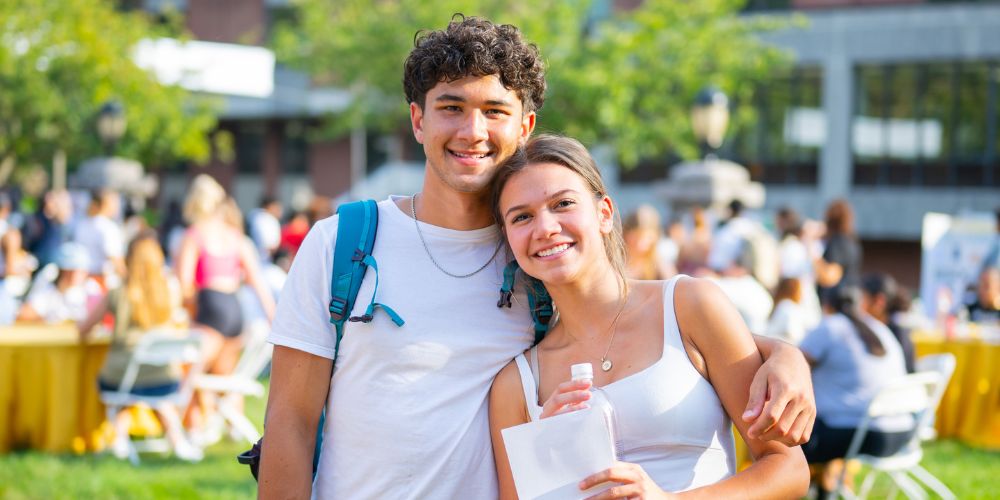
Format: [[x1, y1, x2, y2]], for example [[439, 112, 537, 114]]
[[597, 195, 615, 234]]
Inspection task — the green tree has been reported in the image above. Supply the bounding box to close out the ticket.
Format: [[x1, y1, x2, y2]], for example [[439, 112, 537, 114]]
[[0, 0, 217, 184], [272, 0, 789, 166]]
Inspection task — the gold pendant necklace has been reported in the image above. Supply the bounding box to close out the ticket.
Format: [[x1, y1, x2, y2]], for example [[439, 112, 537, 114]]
[[564, 296, 627, 372]]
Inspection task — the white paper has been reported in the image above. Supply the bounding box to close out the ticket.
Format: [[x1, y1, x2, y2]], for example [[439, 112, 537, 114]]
[[501, 408, 617, 500]]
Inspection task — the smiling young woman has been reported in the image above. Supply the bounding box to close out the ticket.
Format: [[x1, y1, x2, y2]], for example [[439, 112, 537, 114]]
[[488, 134, 809, 500]]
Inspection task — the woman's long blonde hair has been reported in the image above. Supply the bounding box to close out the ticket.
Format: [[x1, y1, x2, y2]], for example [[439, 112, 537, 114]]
[[183, 174, 226, 224], [125, 232, 172, 329]]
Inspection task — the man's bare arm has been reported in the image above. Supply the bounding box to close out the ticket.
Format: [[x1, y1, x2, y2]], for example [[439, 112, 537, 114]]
[[258, 345, 333, 499], [742, 335, 816, 446]]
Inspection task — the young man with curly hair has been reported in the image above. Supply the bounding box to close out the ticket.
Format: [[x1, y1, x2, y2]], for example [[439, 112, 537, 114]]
[[259, 16, 815, 499]]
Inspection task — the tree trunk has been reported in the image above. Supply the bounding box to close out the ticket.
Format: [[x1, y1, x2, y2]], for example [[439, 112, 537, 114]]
[[0, 153, 15, 187]]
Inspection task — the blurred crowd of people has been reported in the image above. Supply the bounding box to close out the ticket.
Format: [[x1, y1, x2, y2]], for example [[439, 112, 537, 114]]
[[0, 175, 333, 461], [621, 199, 999, 350], [621, 198, 1000, 494]]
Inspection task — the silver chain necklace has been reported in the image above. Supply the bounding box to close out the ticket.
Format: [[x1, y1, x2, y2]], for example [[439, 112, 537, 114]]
[[411, 193, 503, 279]]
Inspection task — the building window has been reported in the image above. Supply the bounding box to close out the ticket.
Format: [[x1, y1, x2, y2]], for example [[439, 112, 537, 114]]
[[730, 66, 823, 186], [234, 121, 265, 173], [852, 61, 1000, 187], [281, 120, 308, 174]]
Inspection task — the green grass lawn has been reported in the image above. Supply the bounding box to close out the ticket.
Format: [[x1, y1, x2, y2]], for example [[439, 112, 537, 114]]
[[1, 391, 997, 499], [0, 391, 267, 500]]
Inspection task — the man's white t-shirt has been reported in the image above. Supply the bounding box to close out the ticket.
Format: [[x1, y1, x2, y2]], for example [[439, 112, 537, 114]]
[[707, 216, 758, 272], [72, 215, 124, 275], [268, 197, 534, 500]]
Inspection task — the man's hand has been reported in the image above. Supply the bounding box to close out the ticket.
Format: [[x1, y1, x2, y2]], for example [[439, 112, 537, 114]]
[[743, 337, 815, 446]]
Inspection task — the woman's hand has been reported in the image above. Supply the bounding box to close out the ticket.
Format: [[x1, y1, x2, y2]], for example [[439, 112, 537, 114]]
[[579, 462, 677, 500], [538, 378, 592, 419]]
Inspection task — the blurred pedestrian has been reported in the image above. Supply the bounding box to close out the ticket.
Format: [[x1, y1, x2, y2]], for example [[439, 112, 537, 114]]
[[709, 199, 778, 290], [775, 206, 821, 330], [708, 199, 754, 272], [279, 210, 309, 262], [623, 204, 672, 280], [78, 232, 202, 462], [799, 285, 912, 496], [815, 199, 862, 299], [176, 176, 275, 377], [17, 242, 98, 323], [861, 273, 917, 373], [158, 199, 186, 266], [713, 240, 774, 334], [23, 189, 74, 270], [0, 192, 33, 323], [306, 195, 333, 226], [1, 192, 34, 294], [965, 267, 1000, 324], [677, 206, 712, 275], [979, 208, 999, 275], [248, 196, 282, 264], [766, 277, 806, 344], [72, 189, 126, 288]]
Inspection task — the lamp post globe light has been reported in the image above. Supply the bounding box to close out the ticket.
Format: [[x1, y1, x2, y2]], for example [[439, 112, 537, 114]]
[[72, 100, 157, 208], [690, 86, 730, 157], [96, 101, 127, 156], [656, 85, 763, 217]]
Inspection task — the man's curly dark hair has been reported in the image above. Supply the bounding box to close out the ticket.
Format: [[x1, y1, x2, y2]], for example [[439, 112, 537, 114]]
[[403, 15, 546, 113]]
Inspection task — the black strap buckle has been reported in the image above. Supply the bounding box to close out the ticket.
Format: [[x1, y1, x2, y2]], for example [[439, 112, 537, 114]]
[[329, 296, 348, 321]]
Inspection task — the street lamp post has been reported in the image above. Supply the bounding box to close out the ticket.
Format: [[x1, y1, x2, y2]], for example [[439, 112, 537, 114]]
[[72, 100, 157, 210], [655, 85, 764, 218]]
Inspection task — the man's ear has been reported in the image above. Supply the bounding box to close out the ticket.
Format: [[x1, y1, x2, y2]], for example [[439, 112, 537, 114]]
[[411, 102, 425, 144], [519, 110, 536, 145], [598, 195, 615, 234]]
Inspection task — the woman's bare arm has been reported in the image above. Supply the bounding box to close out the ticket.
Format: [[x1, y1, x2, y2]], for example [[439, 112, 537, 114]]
[[676, 277, 809, 499], [489, 360, 533, 500], [238, 237, 276, 321], [174, 231, 199, 310]]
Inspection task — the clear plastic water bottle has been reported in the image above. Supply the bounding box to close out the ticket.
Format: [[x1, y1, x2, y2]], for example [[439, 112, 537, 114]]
[[571, 362, 623, 458]]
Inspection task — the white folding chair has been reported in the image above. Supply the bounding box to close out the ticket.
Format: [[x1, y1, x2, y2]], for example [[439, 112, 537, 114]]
[[99, 329, 203, 465], [913, 353, 956, 442], [190, 319, 272, 445], [830, 371, 956, 500]]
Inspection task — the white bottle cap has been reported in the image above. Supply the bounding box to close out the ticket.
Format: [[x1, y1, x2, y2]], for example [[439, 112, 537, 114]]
[[571, 362, 594, 381]]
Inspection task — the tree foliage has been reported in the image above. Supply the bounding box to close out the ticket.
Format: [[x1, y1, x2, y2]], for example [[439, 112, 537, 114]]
[[272, 0, 790, 166], [0, 0, 217, 181]]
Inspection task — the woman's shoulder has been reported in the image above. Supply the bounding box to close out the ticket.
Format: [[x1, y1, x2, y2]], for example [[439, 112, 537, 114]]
[[490, 357, 526, 401], [668, 275, 727, 310], [624, 275, 725, 318]]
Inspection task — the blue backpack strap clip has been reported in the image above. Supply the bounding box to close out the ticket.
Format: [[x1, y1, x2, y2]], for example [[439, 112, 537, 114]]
[[498, 260, 553, 345], [328, 199, 406, 346]]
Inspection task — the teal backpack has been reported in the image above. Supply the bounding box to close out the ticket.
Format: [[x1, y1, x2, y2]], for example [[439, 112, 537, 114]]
[[239, 199, 552, 480]]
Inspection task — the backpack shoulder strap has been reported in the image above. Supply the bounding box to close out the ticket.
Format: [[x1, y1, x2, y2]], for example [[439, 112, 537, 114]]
[[499, 260, 553, 345], [327, 199, 405, 362], [328, 199, 379, 359]]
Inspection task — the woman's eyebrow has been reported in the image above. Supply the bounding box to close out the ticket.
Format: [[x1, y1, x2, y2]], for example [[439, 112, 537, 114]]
[[503, 189, 579, 218]]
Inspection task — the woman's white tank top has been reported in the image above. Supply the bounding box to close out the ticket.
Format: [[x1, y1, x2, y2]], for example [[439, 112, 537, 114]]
[[513, 276, 736, 492]]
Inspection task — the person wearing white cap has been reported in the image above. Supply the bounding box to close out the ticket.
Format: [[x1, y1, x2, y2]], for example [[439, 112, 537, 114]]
[[17, 242, 99, 323]]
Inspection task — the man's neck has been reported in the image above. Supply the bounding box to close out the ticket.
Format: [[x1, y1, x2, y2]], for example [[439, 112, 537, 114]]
[[404, 183, 495, 231]]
